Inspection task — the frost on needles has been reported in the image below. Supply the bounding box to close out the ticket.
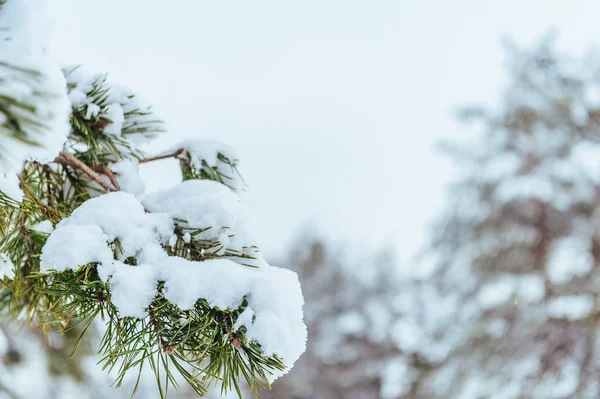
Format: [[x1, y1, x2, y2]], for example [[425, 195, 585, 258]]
[[0, 1, 307, 397]]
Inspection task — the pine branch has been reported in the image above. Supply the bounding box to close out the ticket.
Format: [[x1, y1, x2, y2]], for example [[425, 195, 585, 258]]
[[139, 148, 185, 164], [0, 63, 301, 399], [92, 165, 120, 191], [54, 151, 116, 192]]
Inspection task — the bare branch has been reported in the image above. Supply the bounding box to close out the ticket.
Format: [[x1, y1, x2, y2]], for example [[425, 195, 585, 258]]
[[93, 165, 120, 191], [55, 151, 116, 192], [138, 148, 185, 164]]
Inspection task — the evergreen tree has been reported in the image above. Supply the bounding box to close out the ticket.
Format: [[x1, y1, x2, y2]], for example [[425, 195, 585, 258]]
[[412, 38, 600, 398], [0, 2, 307, 398], [259, 235, 419, 399]]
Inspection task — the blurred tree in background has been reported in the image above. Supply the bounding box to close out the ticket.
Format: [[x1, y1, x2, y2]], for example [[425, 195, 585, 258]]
[[410, 38, 600, 398], [259, 236, 418, 399]]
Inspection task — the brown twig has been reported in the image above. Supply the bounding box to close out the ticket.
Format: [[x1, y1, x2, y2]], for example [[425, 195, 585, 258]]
[[93, 165, 120, 191], [55, 151, 116, 192], [138, 148, 185, 164]]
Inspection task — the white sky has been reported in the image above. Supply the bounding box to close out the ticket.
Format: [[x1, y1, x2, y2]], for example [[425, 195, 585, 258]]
[[48, 0, 600, 261]]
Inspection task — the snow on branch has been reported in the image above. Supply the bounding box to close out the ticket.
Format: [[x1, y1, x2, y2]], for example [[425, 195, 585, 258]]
[[0, 2, 306, 397], [0, 0, 70, 173]]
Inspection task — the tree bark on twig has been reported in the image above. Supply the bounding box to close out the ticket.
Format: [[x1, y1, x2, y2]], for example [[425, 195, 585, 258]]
[[54, 151, 116, 192], [138, 148, 185, 164]]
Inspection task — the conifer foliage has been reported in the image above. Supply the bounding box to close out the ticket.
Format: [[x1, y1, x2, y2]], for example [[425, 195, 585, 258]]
[[0, 1, 307, 398]]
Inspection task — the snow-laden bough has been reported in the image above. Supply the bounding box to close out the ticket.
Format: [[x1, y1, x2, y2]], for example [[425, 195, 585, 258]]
[[41, 184, 307, 381]]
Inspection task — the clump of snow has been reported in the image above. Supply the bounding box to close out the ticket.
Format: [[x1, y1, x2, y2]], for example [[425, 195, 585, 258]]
[[364, 298, 394, 343], [571, 142, 600, 183], [485, 318, 508, 338], [493, 156, 596, 211], [570, 101, 589, 126], [41, 224, 112, 273], [39, 191, 306, 377], [103, 103, 125, 136], [547, 295, 594, 320], [478, 274, 545, 309], [234, 307, 255, 332], [0, 172, 23, 201], [178, 139, 238, 170], [546, 237, 593, 284], [31, 220, 54, 234], [0, 0, 70, 173], [40, 192, 172, 283], [109, 262, 159, 318], [391, 318, 424, 353], [494, 175, 551, 208], [516, 274, 545, 303], [110, 159, 146, 197], [228, 264, 306, 377], [142, 179, 242, 235], [84, 103, 101, 119], [478, 153, 521, 183], [162, 257, 254, 311], [536, 361, 581, 398], [380, 356, 418, 399], [50, 191, 173, 261], [67, 88, 86, 106], [136, 232, 306, 375], [0, 254, 15, 279], [336, 311, 366, 335], [143, 180, 262, 266], [64, 67, 165, 150], [479, 276, 516, 309], [584, 84, 600, 107], [177, 139, 244, 193]]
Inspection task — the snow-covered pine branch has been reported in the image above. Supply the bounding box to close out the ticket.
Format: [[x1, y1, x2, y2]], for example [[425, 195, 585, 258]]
[[0, 2, 307, 398], [0, 0, 70, 173]]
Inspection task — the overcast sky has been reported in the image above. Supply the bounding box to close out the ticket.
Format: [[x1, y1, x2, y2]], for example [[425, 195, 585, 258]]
[[47, 0, 600, 262]]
